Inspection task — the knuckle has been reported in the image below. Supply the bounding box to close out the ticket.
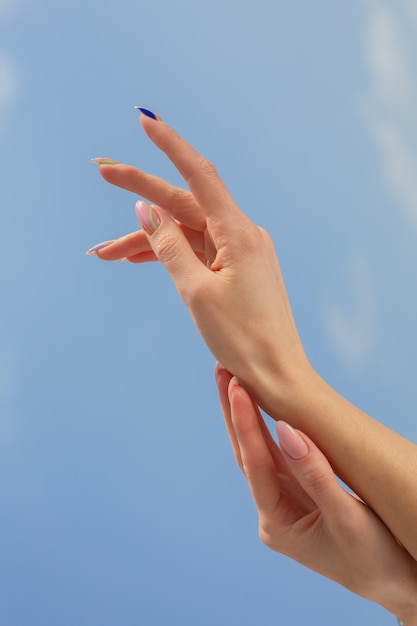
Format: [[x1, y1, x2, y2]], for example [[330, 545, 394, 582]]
[[258, 521, 286, 553], [302, 466, 331, 498], [258, 226, 274, 246], [234, 227, 264, 258], [258, 525, 273, 548], [179, 272, 211, 309], [258, 520, 275, 546], [185, 274, 214, 304], [166, 185, 191, 211], [198, 157, 218, 178], [154, 231, 182, 266], [185, 283, 212, 313], [240, 462, 250, 479], [186, 156, 219, 186]]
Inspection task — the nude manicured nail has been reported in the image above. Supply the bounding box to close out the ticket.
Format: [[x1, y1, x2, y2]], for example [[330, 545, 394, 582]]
[[227, 376, 240, 402], [89, 157, 120, 165], [277, 422, 309, 460], [85, 240, 115, 255], [135, 201, 161, 235]]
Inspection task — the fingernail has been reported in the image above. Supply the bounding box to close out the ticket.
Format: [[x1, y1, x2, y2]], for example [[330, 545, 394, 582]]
[[89, 157, 120, 165], [277, 421, 309, 460], [134, 106, 160, 121], [135, 200, 161, 235], [227, 376, 239, 403], [85, 240, 115, 255], [214, 362, 225, 380]]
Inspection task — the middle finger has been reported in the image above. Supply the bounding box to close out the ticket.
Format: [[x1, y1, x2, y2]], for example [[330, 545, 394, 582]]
[[99, 164, 206, 231]]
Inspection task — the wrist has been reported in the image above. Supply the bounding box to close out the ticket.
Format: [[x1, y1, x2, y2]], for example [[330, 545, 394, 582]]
[[395, 601, 417, 626], [246, 351, 319, 423], [372, 562, 417, 626], [390, 598, 417, 626]]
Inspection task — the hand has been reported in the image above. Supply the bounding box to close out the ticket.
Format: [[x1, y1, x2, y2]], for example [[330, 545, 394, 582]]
[[90, 112, 310, 411], [90, 112, 417, 567], [215, 363, 417, 622]]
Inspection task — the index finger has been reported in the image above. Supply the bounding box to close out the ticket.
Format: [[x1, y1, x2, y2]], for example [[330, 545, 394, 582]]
[[139, 113, 247, 228], [98, 164, 206, 232], [228, 378, 282, 517]]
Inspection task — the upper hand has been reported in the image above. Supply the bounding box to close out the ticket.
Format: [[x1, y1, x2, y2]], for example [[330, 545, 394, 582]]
[[91, 113, 309, 407]]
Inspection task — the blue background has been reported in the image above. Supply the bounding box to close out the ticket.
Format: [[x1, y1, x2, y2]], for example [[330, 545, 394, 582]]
[[1, 0, 417, 623]]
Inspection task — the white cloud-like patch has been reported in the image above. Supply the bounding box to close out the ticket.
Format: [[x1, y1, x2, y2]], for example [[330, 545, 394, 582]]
[[0, 52, 18, 132], [323, 254, 375, 370], [363, 1, 417, 230], [0, 0, 18, 131], [367, 7, 413, 112], [371, 119, 417, 229]]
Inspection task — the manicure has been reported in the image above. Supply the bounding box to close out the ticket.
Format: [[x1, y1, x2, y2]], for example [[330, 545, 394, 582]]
[[134, 107, 160, 121], [85, 240, 115, 255], [135, 201, 161, 235], [89, 157, 120, 165], [277, 421, 309, 460]]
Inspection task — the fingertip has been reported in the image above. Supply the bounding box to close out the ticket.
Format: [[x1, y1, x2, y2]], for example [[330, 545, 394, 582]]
[[134, 106, 162, 122], [85, 240, 116, 256], [228, 378, 256, 423], [139, 113, 152, 134], [227, 376, 240, 403], [215, 365, 232, 399], [214, 362, 228, 380], [276, 424, 347, 512], [138, 110, 164, 140], [276, 421, 310, 460], [135, 200, 162, 236], [97, 162, 125, 184]]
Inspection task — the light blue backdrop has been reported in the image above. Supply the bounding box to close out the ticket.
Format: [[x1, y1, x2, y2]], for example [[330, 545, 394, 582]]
[[1, 0, 416, 624]]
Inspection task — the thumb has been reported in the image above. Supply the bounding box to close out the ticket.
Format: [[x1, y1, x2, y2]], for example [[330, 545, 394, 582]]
[[135, 200, 207, 296], [276, 421, 349, 517]]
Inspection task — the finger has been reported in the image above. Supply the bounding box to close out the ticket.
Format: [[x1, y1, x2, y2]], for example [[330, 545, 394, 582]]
[[127, 250, 209, 265], [276, 422, 350, 518], [96, 226, 206, 262], [216, 373, 314, 513], [139, 114, 249, 231], [228, 377, 281, 516], [215, 364, 242, 468], [126, 251, 158, 264], [255, 411, 290, 476], [98, 163, 206, 231], [94, 230, 151, 261], [135, 200, 209, 299]]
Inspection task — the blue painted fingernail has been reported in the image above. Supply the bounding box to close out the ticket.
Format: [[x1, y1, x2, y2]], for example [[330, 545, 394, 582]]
[[134, 106, 158, 120]]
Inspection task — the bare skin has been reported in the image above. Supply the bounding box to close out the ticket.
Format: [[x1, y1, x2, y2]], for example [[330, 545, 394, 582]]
[[88, 113, 417, 612], [216, 365, 417, 624]]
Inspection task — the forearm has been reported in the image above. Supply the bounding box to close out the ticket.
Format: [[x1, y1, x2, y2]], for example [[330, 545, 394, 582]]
[[255, 365, 417, 561]]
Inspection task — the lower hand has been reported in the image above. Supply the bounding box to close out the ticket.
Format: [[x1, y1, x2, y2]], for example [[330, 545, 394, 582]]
[[215, 364, 417, 622]]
